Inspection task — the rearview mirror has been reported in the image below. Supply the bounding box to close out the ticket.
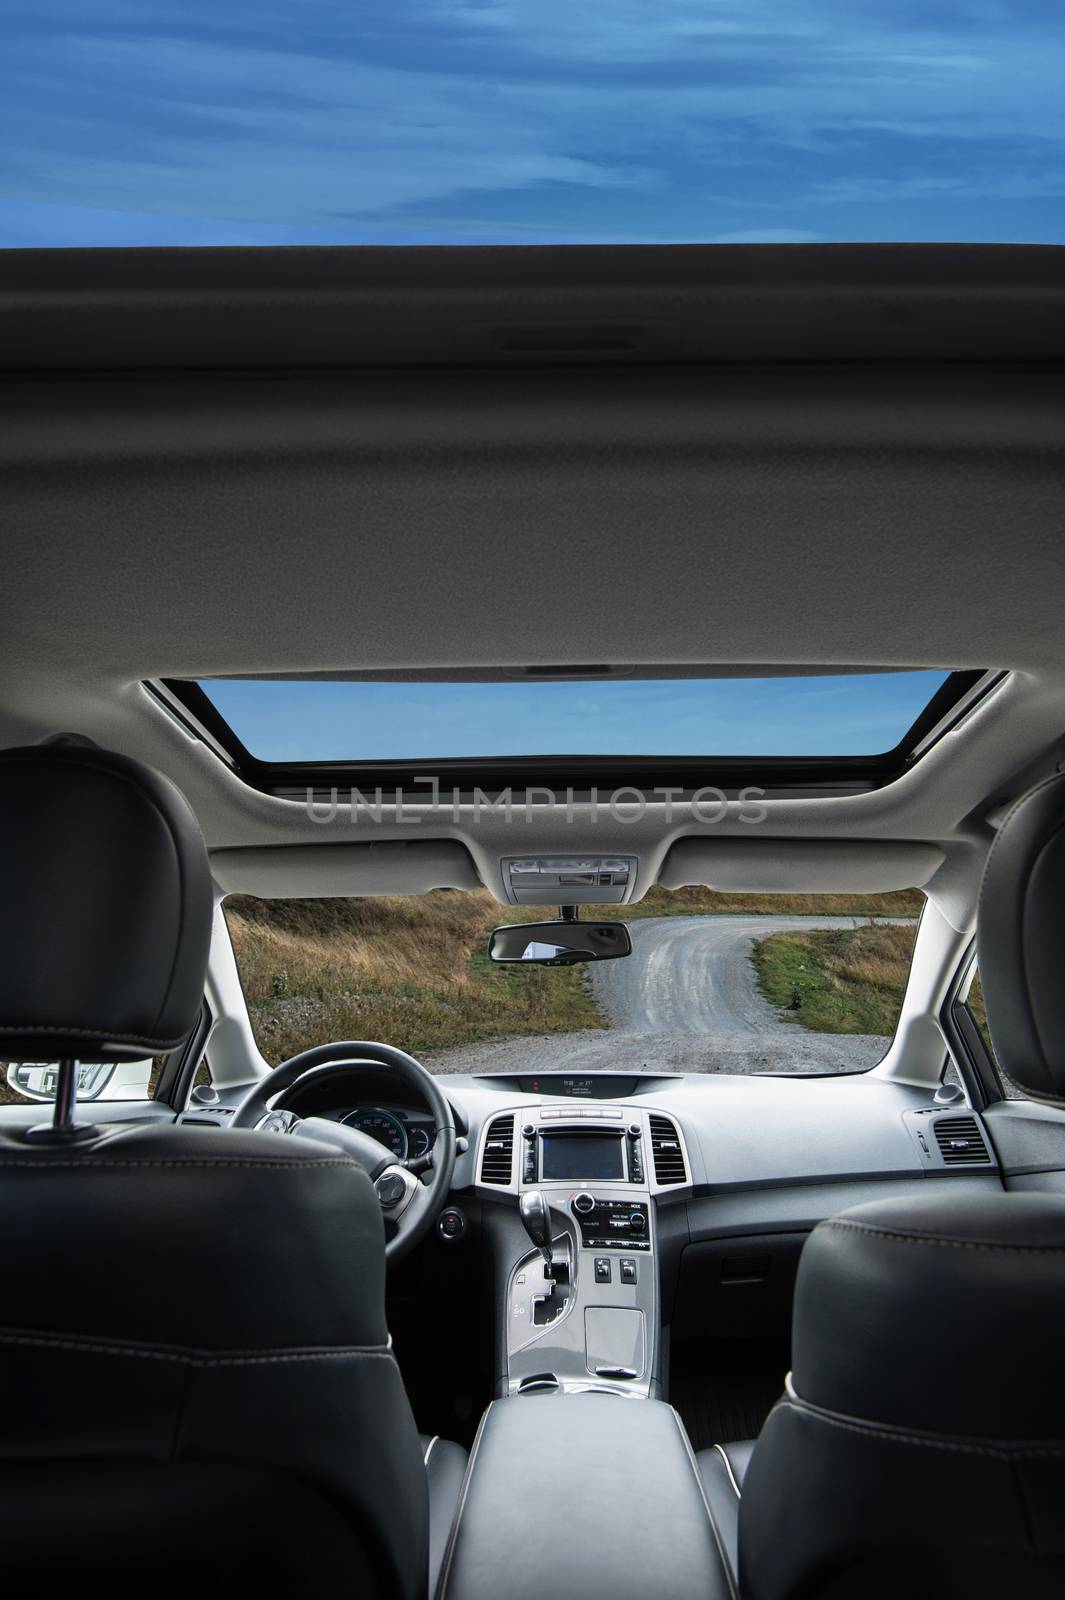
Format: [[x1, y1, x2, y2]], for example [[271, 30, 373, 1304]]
[[488, 920, 632, 966]]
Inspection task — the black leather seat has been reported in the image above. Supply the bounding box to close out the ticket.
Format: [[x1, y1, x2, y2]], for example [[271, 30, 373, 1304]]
[[695, 772, 1065, 1599], [0, 742, 466, 1595]]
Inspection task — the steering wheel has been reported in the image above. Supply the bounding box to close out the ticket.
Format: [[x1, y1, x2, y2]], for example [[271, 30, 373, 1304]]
[[231, 1041, 457, 1264]]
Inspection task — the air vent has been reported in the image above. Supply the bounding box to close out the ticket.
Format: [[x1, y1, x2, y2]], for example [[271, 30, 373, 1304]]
[[648, 1114, 687, 1186], [480, 1114, 515, 1185], [933, 1115, 992, 1165]]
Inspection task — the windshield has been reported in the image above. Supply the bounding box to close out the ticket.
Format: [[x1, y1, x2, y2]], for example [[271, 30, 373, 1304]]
[[4, 5, 1064, 247], [225, 886, 922, 1076]]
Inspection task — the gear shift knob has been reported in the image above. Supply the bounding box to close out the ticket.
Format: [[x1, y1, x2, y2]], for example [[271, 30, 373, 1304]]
[[519, 1188, 554, 1267]]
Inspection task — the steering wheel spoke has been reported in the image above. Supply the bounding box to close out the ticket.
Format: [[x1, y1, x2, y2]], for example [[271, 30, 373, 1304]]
[[230, 1041, 457, 1263], [254, 1108, 301, 1136]]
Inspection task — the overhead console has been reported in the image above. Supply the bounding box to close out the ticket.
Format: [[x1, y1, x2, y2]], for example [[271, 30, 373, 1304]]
[[502, 855, 636, 904]]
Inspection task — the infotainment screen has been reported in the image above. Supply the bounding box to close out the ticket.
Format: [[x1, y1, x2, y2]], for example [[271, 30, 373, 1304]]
[[540, 1132, 625, 1182]]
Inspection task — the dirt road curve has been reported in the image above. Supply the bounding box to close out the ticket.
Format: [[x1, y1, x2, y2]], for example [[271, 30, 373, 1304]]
[[425, 914, 902, 1077]]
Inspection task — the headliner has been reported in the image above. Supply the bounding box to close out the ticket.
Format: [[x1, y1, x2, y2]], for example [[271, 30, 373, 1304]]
[[2, 243, 1064, 908]]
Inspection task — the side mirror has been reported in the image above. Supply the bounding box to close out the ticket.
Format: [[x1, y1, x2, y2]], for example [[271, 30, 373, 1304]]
[[488, 920, 632, 966], [4, 1059, 153, 1103]]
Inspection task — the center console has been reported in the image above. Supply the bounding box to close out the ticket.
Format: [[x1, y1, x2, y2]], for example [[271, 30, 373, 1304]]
[[438, 1392, 733, 1600], [504, 1111, 660, 1396]]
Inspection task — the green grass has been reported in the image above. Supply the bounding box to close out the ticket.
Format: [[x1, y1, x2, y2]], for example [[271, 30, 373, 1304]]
[[751, 921, 920, 1035]]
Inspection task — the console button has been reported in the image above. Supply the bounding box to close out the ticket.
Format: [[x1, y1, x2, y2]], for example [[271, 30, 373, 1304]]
[[620, 1258, 638, 1284], [628, 1212, 648, 1234], [572, 1192, 596, 1215], [594, 1257, 612, 1283]]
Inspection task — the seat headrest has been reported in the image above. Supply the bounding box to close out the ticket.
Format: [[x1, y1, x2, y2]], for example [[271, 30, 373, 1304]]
[[0, 743, 213, 1062], [978, 771, 1065, 1104], [791, 1191, 1065, 1439], [738, 1191, 1065, 1600]]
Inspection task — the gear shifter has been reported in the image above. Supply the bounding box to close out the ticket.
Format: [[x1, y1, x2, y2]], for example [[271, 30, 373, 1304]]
[[519, 1188, 554, 1270]]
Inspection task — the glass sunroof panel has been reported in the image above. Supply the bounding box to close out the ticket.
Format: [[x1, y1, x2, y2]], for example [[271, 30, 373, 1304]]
[[4, 7, 1065, 248], [193, 670, 953, 762]]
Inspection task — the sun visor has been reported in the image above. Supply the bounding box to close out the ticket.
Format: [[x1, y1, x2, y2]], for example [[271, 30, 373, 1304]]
[[657, 839, 944, 895], [211, 840, 481, 898]]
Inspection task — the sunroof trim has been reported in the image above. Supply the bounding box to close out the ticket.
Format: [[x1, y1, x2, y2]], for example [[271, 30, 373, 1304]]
[[152, 668, 992, 797]]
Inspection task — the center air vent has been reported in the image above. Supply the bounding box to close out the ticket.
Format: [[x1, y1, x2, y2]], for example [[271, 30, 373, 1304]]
[[480, 1114, 515, 1185], [933, 1116, 991, 1165], [648, 1114, 687, 1186]]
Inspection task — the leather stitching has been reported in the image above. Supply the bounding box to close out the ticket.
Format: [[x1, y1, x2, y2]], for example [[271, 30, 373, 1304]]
[[0, 1023, 186, 1045], [713, 1442, 743, 1499], [784, 1398, 1065, 1460], [0, 1330, 393, 1366], [437, 1400, 494, 1600], [670, 1405, 739, 1600], [823, 1216, 1065, 1254], [0, 1157, 356, 1171]]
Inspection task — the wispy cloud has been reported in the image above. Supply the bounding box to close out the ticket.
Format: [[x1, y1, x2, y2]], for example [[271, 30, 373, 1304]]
[[2, 1, 1064, 245]]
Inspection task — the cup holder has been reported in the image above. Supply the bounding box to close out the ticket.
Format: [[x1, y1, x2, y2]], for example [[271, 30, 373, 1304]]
[[517, 1373, 560, 1394]]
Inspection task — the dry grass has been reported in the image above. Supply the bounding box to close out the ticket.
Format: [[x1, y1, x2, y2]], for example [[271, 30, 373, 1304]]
[[751, 921, 920, 1035], [614, 886, 924, 921], [225, 890, 605, 1065]]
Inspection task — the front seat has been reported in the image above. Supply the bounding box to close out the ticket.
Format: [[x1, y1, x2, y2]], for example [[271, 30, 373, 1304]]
[[696, 772, 1065, 1599], [0, 741, 466, 1596]]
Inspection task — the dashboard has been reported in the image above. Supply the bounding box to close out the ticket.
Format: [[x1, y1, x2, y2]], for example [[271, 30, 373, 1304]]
[[261, 1059, 1003, 1194]]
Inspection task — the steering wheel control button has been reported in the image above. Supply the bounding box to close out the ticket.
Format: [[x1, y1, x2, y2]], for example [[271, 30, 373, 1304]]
[[438, 1206, 466, 1243], [375, 1171, 408, 1207], [594, 1257, 612, 1283], [572, 1191, 596, 1215]]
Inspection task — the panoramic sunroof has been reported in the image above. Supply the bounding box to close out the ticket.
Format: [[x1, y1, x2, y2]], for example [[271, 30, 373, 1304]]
[[4, 7, 1065, 248], [188, 670, 955, 764]]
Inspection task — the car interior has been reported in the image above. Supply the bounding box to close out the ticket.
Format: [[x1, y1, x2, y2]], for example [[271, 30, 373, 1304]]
[[3, 240, 1065, 1600]]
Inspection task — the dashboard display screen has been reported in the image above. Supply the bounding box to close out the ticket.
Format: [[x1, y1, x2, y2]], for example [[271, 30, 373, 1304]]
[[541, 1133, 624, 1182], [519, 1074, 640, 1099]]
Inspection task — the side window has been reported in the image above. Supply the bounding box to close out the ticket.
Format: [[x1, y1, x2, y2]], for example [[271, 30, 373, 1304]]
[[962, 965, 993, 1057]]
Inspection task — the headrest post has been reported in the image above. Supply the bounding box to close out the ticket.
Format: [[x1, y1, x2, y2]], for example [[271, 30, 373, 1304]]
[[24, 1058, 101, 1146], [53, 1058, 78, 1133]]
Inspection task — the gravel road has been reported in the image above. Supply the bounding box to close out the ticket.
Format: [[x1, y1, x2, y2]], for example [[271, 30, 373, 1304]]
[[425, 914, 903, 1077]]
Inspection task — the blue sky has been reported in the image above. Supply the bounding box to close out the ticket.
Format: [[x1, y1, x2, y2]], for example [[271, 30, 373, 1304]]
[[199, 672, 951, 761], [2, 3, 1065, 246]]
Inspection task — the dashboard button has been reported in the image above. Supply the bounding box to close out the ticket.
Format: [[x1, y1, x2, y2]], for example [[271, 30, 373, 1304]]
[[628, 1212, 648, 1234], [572, 1192, 596, 1215], [437, 1207, 466, 1243]]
